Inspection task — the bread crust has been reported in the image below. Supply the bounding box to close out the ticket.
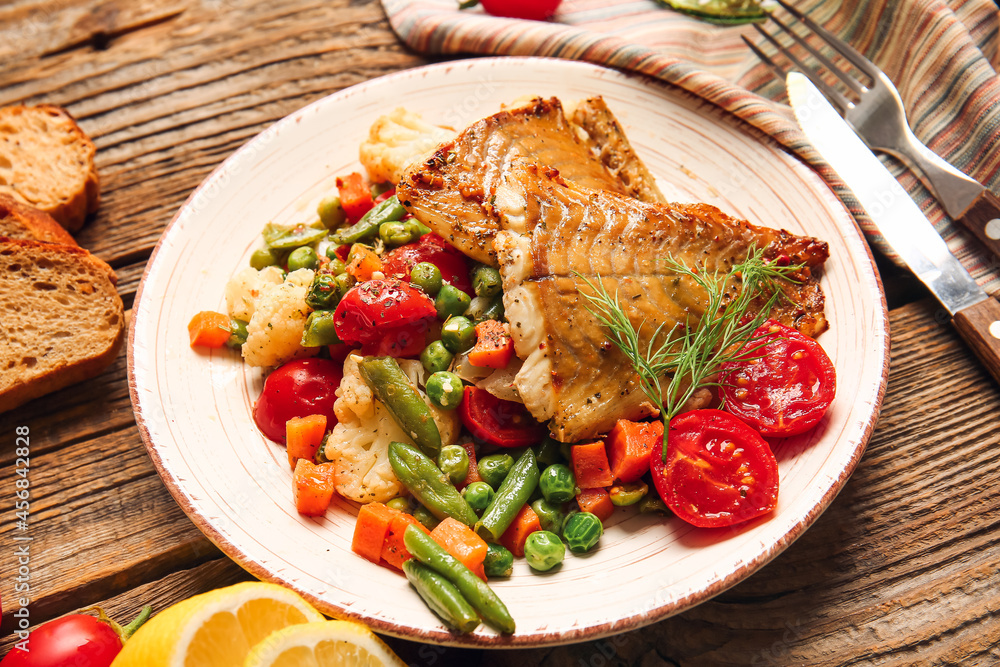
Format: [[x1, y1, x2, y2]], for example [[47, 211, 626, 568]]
[[0, 237, 123, 413], [0, 193, 78, 245], [0, 104, 100, 232]]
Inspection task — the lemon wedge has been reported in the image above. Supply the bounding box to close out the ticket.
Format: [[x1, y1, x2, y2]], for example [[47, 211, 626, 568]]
[[110, 582, 324, 667], [244, 621, 408, 667]]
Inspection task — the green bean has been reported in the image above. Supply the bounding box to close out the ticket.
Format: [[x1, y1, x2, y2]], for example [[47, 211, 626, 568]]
[[413, 504, 440, 531], [524, 531, 565, 572], [470, 264, 503, 298], [404, 524, 516, 634], [610, 481, 648, 507], [435, 285, 471, 320], [300, 311, 341, 347], [226, 319, 248, 349], [534, 437, 564, 467], [483, 542, 514, 578], [317, 195, 347, 229], [426, 372, 464, 410], [476, 448, 540, 543], [262, 222, 327, 250], [402, 559, 481, 634], [388, 442, 478, 527], [250, 247, 281, 270], [420, 341, 453, 375], [477, 454, 514, 490], [462, 481, 494, 513], [315, 433, 333, 464], [359, 357, 441, 457], [438, 444, 470, 485], [407, 219, 432, 238], [287, 246, 319, 272], [380, 220, 418, 247], [531, 498, 565, 534], [441, 316, 476, 353], [411, 262, 443, 296], [331, 195, 406, 245]]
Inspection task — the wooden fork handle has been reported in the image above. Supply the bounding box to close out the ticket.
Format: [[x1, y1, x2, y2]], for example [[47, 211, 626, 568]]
[[953, 297, 1000, 384], [956, 189, 1000, 260]]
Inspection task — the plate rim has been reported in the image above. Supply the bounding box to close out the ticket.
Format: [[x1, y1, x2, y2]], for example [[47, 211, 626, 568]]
[[127, 55, 890, 647]]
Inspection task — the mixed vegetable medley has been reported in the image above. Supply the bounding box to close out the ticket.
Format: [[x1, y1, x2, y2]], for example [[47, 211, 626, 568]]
[[188, 167, 837, 635]]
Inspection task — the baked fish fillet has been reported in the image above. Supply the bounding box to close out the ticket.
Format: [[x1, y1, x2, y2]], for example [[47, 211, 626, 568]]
[[396, 97, 664, 265], [495, 164, 829, 442]]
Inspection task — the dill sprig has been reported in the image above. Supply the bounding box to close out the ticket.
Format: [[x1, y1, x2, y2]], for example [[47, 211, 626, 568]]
[[576, 247, 803, 461]]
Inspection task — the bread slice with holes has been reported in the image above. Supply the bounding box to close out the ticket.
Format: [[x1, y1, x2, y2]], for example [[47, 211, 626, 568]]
[[0, 105, 99, 232], [0, 193, 77, 245], [0, 238, 124, 412]]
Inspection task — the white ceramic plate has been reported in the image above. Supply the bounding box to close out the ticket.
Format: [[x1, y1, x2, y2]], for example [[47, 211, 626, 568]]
[[128, 57, 888, 647]]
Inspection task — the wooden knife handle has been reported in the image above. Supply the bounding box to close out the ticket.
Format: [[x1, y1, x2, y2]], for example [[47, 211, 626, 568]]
[[953, 298, 1000, 384], [957, 189, 1000, 259]]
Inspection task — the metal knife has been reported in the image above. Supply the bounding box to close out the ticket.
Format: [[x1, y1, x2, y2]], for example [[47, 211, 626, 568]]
[[787, 72, 1000, 384]]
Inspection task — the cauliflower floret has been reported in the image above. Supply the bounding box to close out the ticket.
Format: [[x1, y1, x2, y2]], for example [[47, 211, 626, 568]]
[[359, 108, 455, 185], [242, 272, 317, 367], [225, 265, 284, 322], [327, 355, 461, 503]]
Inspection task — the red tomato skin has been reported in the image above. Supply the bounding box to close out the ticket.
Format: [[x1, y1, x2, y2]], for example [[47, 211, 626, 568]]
[[381, 234, 473, 296], [0, 615, 121, 667], [333, 279, 437, 356], [719, 320, 836, 437], [651, 410, 778, 529], [458, 387, 546, 447], [253, 358, 343, 444], [479, 0, 560, 20]]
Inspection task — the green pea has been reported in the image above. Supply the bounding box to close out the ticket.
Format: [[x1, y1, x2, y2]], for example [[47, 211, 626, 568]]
[[226, 319, 248, 349], [462, 481, 494, 513], [441, 316, 476, 354], [287, 246, 319, 272], [483, 542, 514, 578], [317, 195, 347, 229], [301, 310, 341, 347], [411, 262, 443, 296], [334, 272, 356, 297], [436, 285, 471, 320], [325, 244, 348, 262], [324, 254, 347, 275], [420, 341, 454, 375], [562, 512, 602, 553], [426, 372, 464, 410], [477, 454, 514, 490], [638, 496, 670, 515], [539, 464, 577, 504], [386, 496, 413, 513], [250, 247, 281, 270], [413, 504, 440, 531], [610, 481, 648, 507], [380, 220, 418, 247], [476, 295, 505, 323], [438, 445, 470, 485], [470, 264, 503, 299], [306, 273, 342, 310], [524, 531, 565, 572], [534, 437, 564, 467], [531, 499, 565, 534]]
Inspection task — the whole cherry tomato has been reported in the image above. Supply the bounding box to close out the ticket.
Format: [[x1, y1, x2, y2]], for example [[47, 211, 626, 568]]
[[381, 233, 473, 296], [650, 409, 778, 528], [253, 358, 343, 444], [719, 319, 836, 437], [0, 606, 149, 667], [333, 279, 437, 357], [458, 386, 546, 447], [464, 0, 561, 21]]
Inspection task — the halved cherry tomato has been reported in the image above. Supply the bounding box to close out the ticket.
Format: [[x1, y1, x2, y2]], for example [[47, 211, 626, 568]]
[[253, 358, 343, 444], [333, 279, 437, 357], [651, 409, 778, 528], [458, 386, 546, 447], [719, 319, 836, 437], [381, 233, 473, 296]]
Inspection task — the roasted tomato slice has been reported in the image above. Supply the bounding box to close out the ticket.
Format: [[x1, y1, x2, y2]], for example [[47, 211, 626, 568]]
[[651, 409, 778, 528], [253, 358, 343, 444], [458, 386, 546, 447], [333, 279, 437, 357], [381, 233, 473, 295], [719, 319, 836, 437]]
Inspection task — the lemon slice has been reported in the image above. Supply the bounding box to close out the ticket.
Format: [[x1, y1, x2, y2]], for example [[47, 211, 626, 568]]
[[244, 621, 407, 667], [111, 582, 324, 667]]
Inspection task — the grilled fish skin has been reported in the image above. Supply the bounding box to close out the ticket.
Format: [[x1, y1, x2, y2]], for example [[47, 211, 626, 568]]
[[494, 164, 829, 442], [396, 97, 665, 266]]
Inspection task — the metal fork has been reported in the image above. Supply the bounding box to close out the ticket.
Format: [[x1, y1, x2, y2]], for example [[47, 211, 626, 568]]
[[743, 0, 1000, 258]]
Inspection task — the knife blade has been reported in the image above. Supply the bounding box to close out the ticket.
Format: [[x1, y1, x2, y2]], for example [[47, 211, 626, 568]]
[[787, 72, 1000, 383]]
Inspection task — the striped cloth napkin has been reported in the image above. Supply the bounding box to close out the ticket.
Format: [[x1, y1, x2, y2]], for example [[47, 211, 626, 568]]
[[382, 0, 1000, 294]]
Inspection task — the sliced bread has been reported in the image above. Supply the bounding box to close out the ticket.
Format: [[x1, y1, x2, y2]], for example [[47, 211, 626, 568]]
[[0, 105, 99, 232], [0, 193, 77, 245], [0, 238, 124, 413]]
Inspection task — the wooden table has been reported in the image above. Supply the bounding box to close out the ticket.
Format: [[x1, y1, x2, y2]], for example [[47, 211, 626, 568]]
[[2, 1, 999, 664]]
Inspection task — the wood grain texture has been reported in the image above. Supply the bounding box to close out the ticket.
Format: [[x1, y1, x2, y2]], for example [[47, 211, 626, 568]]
[[953, 297, 1000, 384], [958, 188, 1000, 259]]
